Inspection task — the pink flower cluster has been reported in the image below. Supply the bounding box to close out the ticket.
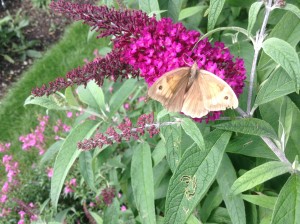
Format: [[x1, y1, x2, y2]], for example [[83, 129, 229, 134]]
[[64, 178, 77, 195], [53, 118, 71, 140], [32, 0, 246, 121], [13, 199, 38, 223], [78, 113, 159, 150], [0, 154, 20, 218], [0, 143, 10, 153], [19, 115, 49, 155]]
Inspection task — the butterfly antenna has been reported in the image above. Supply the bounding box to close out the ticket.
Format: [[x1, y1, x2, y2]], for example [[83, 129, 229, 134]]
[[183, 54, 194, 67]]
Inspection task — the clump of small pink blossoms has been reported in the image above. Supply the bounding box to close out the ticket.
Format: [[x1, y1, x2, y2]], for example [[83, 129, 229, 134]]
[[32, 0, 246, 121]]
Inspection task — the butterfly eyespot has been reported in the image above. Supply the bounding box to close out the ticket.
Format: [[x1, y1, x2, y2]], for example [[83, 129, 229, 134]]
[[158, 85, 163, 90], [224, 96, 229, 100]]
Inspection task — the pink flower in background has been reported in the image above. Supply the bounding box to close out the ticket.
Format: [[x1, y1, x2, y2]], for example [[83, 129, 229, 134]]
[[19, 115, 49, 155], [121, 205, 127, 212], [64, 178, 77, 195], [0, 194, 7, 203], [0, 208, 11, 217], [123, 103, 130, 110], [66, 111, 73, 118], [70, 178, 77, 186], [0, 143, 11, 153], [2, 182, 9, 193], [46, 167, 54, 178]]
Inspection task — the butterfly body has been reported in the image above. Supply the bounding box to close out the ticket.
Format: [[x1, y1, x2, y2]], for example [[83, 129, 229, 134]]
[[148, 63, 238, 118]]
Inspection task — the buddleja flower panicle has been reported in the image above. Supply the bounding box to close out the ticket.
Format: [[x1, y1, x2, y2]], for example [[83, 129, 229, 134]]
[[34, 0, 247, 121], [32, 51, 139, 96], [78, 113, 159, 150]]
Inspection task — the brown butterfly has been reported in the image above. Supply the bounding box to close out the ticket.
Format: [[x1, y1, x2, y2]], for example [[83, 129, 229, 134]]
[[148, 62, 238, 118]]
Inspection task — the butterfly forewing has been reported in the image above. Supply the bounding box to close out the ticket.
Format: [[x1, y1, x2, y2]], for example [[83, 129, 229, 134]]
[[148, 67, 190, 112], [199, 70, 238, 111]]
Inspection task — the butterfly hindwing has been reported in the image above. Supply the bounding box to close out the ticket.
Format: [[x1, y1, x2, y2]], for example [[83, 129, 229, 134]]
[[199, 70, 238, 111], [181, 80, 209, 118]]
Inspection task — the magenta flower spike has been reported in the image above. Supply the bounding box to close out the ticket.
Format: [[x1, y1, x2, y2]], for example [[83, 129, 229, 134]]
[[32, 0, 246, 122]]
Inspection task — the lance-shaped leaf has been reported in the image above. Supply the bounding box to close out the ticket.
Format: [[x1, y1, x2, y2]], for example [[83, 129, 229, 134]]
[[164, 130, 231, 224], [24, 94, 66, 110], [254, 67, 297, 108], [131, 142, 156, 224], [241, 194, 277, 210], [217, 154, 246, 224], [231, 161, 292, 195], [181, 118, 205, 150], [271, 174, 300, 223], [139, 0, 161, 19], [79, 151, 96, 192], [207, 0, 226, 30], [109, 79, 137, 115], [77, 80, 105, 112], [214, 118, 279, 141], [160, 115, 182, 173], [247, 1, 263, 33], [262, 37, 300, 91], [168, 0, 184, 22], [281, 3, 300, 19], [51, 120, 100, 210]]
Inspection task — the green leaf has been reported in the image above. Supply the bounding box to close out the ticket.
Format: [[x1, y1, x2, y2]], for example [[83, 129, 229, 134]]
[[24, 94, 66, 110], [2, 54, 15, 63], [89, 211, 103, 224], [179, 6, 207, 21], [65, 87, 79, 107], [26, 50, 42, 58], [278, 97, 293, 149], [77, 80, 105, 112], [214, 118, 279, 141], [160, 115, 182, 173], [208, 207, 231, 223], [152, 140, 166, 167], [103, 198, 120, 224], [257, 13, 300, 81], [168, 0, 184, 22], [109, 79, 137, 116], [207, 0, 226, 31], [131, 142, 156, 224], [260, 97, 300, 160], [254, 68, 297, 108], [51, 120, 100, 210], [79, 151, 96, 192], [247, 1, 263, 34], [281, 3, 300, 19], [241, 194, 277, 210], [231, 161, 292, 195], [164, 130, 231, 224], [217, 154, 246, 224], [139, 0, 161, 19], [181, 118, 205, 150], [200, 187, 223, 222], [40, 140, 63, 164], [262, 37, 300, 91], [271, 174, 300, 223], [226, 134, 277, 160]]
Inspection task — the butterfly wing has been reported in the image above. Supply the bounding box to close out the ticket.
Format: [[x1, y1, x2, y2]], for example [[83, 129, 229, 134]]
[[148, 67, 190, 112], [198, 70, 238, 111], [181, 79, 209, 118]]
